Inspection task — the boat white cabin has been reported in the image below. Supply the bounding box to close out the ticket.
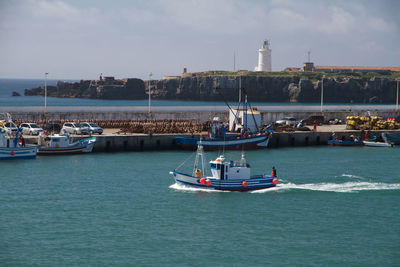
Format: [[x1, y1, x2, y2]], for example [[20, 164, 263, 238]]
[[209, 154, 251, 180]]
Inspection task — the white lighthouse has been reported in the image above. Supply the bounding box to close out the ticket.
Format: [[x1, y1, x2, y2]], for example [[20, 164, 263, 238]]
[[254, 40, 271, 72]]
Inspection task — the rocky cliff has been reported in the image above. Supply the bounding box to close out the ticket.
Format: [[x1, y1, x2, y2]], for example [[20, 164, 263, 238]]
[[149, 75, 399, 103], [24, 73, 399, 103], [24, 78, 145, 100]]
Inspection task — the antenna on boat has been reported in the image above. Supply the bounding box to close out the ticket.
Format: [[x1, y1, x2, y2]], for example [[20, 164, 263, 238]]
[[240, 150, 246, 166]]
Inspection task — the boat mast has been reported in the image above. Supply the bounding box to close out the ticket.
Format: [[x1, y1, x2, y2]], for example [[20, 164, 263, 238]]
[[244, 94, 248, 132], [193, 140, 205, 176], [44, 72, 48, 121]]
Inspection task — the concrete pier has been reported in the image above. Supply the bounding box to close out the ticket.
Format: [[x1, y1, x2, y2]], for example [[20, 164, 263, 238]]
[[7, 105, 400, 151], [23, 127, 400, 152]]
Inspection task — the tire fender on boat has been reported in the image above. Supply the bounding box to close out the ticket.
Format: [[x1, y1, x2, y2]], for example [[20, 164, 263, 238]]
[[242, 181, 248, 187], [272, 178, 278, 185]]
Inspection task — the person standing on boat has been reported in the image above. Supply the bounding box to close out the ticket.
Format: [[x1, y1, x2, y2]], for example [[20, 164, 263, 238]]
[[20, 133, 25, 147], [271, 166, 277, 177]]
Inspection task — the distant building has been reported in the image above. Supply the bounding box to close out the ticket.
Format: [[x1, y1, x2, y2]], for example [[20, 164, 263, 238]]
[[314, 66, 400, 73], [302, 62, 315, 72], [254, 40, 272, 72]]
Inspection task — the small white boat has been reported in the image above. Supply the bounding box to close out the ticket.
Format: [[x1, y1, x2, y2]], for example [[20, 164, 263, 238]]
[[363, 140, 393, 147], [0, 127, 37, 160], [170, 141, 278, 191], [37, 133, 96, 155]]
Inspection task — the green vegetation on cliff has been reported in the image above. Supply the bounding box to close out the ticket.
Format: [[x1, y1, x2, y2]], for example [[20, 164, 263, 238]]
[[194, 70, 400, 82]]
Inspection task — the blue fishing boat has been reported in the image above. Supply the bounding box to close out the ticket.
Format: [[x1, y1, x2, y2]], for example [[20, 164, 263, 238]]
[[175, 129, 270, 150], [170, 142, 278, 191], [175, 85, 271, 150], [328, 132, 363, 146], [0, 127, 37, 160], [327, 139, 363, 146]]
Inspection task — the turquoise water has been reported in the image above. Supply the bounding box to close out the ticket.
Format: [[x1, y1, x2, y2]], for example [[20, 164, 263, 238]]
[[1, 146, 399, 266]]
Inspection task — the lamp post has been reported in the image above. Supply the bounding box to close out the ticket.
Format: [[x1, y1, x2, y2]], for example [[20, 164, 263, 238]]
[[396, 79, 399, 113], [320, 75, 324, 112], [44, 72, 48, 115], [148, 72, 152, 113]]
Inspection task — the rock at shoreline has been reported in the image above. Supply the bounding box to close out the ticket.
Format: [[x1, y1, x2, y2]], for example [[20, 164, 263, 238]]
[[24, 78, 146, 100], [11, 91, 21, 96]]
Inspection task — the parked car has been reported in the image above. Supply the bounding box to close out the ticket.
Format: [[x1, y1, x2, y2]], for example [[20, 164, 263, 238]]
[[2, 121, 18, 135], [43, 122, 61, 134], [300, 115, 325, 125], [61, 122, 88, 135], [19, 122, 44, 135], [275, 117, 298, 126], [78, 122, 103, 135]]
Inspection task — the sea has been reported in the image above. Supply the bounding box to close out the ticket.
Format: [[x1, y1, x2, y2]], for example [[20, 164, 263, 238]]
[[1, 147, 399, 266], [1, 78, 400, 266]]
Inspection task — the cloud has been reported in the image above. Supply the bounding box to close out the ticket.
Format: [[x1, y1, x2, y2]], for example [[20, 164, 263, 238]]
[[367, 17, 397, 33], [317, 7, 355, 33], [157, 0, 264, 34], [0, 0, 399, 79]]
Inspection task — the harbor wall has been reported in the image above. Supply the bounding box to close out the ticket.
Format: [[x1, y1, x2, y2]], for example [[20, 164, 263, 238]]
[[23, 130, 399, 151]]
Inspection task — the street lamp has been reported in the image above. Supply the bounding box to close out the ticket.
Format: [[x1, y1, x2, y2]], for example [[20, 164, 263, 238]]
[[396, 79, 399, 113], [148, 72, 152, 113], [44, 72, 48, 115], [320, 75, 325, 112]]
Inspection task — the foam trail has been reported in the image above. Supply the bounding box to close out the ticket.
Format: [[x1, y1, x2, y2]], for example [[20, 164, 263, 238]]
[[253, 181, 400, 193], [169, 183, 223, 193], [341, 174, 366, 180]]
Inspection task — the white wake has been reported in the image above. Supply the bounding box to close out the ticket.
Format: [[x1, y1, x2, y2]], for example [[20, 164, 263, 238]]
[[252, 181, 400, 193], [169, 183, 221, 193], [340, 174, 366, 180]]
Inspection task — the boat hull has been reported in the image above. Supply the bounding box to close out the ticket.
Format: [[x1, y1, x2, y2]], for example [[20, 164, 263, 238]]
[[38, 142, 95, 155], [170, 171, 276, 191], [0, 146, 37, 160], [328, 140, 363, 146], [175, 135, 269, 151], [363, 141, 393, 147]]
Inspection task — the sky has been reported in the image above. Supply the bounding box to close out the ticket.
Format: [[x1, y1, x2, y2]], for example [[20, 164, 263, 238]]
[[0, 0, 399, 80]]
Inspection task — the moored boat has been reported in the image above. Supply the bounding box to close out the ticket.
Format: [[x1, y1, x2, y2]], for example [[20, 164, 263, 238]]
[[170, 142, 278, 191], [175, 84, 271, 150], [0, 126, 37, 160], [363, 140, 393, 147], [37, 133, 96, 155], [175, 132, 269, 151], [327, 139, 363, 146]]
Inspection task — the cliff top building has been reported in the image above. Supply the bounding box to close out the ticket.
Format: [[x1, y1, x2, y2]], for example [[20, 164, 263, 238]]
[[254, 40, 272, 72], [314, 66, 400, 73]]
